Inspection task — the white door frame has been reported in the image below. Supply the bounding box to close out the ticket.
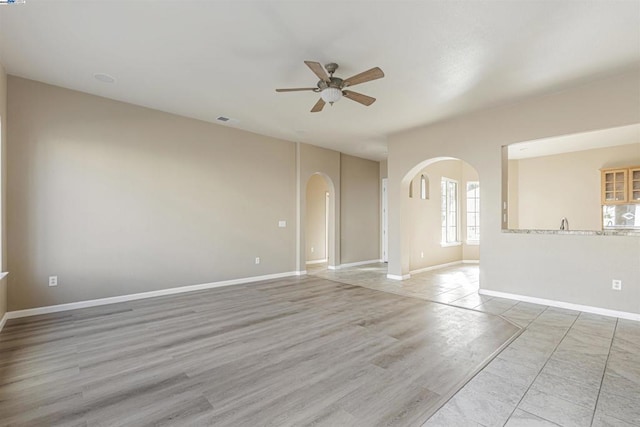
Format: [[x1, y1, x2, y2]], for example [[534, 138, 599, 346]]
[[382, 178, 388, 263], [325, 191, 330, 261]]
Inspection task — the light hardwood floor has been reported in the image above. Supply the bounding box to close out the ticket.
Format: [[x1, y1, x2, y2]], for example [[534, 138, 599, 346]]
[[0, 275, 519, 426]]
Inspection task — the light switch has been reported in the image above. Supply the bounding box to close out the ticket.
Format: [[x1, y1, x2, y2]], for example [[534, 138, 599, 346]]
[[278, 220, 286, 228]]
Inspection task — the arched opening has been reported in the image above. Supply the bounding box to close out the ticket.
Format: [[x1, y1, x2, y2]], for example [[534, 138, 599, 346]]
[[402, 157, 480, 285], [304, 173, 336, 271]]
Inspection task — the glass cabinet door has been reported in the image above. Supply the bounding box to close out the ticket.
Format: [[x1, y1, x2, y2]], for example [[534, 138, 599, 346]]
[[630, 168, 640, 202], [602, 169, 627, 203]]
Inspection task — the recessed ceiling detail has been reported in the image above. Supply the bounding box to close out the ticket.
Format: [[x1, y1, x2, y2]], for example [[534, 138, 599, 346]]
[[93, 73, 115, 83]]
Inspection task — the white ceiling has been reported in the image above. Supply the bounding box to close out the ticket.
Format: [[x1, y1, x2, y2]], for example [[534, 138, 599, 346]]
[[508, 124, 640, 159], [0, 1, 639, 161]]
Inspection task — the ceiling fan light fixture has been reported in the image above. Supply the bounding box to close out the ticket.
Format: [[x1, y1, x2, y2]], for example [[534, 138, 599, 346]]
[[320, 87, 342, 104], [276, 61, 383, 112]]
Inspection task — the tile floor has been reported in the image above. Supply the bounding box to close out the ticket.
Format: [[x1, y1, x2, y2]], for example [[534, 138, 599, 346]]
[[308, 262, 640, 427]]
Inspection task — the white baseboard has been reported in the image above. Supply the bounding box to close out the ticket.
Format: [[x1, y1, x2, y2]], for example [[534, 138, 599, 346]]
[[387, 274, 411, 280], [333, 259, 382, 270], [305, 259, 327, 265], [0, 312, 7, 333], [479, 289, 640, 322], [389, 259, 479, 281], [5, 271, 301, 320], [342, 259, 382, 268], [327, 265, 338, 270], [410, 260, 462, 275]]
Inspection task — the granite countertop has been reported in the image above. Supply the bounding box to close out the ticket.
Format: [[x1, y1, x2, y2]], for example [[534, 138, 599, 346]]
[[502, 228, 640, 237]]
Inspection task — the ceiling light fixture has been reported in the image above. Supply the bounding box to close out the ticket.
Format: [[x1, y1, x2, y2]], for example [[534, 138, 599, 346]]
[[276, 61, 383, 113], [320, 87, 342, 105]]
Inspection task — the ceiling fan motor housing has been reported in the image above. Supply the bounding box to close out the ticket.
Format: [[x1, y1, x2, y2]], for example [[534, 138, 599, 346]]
[[317, 77, 344, 91]]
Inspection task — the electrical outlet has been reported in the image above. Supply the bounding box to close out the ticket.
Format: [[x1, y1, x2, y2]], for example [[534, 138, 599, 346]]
[[278, 220, 286, 228], [49, 276, 58, 287], [612, 279, 622, 291], [255, 257, 260, 265], [311, 247, 314, 253], [421, 251, 424, 259]]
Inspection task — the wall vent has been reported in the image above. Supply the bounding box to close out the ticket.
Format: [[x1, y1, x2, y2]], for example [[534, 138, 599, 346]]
[[216, 116, 230, 122]]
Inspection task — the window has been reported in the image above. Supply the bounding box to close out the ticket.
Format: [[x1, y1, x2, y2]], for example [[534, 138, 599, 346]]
[[466, 181, 480, 243], [409, 181, 413, 198], [420, 174, 429, 200], [441, 178, 459, 245]]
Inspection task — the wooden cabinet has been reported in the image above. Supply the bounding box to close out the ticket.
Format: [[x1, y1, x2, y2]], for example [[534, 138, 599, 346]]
[[601, 168, 628, 204], [630, 167, 640, 202], [601, 166, 640, 205]]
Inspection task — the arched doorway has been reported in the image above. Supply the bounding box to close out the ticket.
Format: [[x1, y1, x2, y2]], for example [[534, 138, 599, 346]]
[[391, 157, 481, 284], [305, 174, 330, 269], [302, 173, 338, 271]]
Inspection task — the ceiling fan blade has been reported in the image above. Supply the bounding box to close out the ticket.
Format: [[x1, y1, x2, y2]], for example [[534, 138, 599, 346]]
[[275, 88, 317, 92], [343, 67, 384, 87], [304, 61, 330, 83], [343, 90, 376, 106], [311, 98, 326, 113]]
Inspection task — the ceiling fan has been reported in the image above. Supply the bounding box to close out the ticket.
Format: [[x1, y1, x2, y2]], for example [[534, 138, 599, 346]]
[[276, 61, 384, 112]]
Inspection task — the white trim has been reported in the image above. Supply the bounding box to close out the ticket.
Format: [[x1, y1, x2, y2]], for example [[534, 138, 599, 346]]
[[332, 259, 382, 270], [479, 289, 640, 322], [5, 271, 301, 320], [410, 260, 462, 275], [327, 265, 338, 270], [295, 270, 307, 276], [0, 273, 8, 332], [305, 259, 327, 265], [465, 240, 480, 246], [440, 241, 462, 247], [0, 312, 7, 333], [381, 178, 388, 263], [462, 260, 480, 264], [387, 274, 411, 280]]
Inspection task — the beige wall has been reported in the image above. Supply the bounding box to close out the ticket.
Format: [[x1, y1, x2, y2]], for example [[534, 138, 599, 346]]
[[511, 143, 640, 230], [388, 68, 640, 314], [7, 77, 297, 311], [380, 159, 388, 179], [5, 78, 384, 310], [305, 174, 328, 262], [340, 154, 380, 264], [407, 159, 479, 272], [0, 63, 6, 320]]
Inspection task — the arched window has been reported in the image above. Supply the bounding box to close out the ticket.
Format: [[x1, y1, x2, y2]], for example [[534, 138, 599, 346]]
[[409, 181, 414, 198], [420, 174, 429, 200]]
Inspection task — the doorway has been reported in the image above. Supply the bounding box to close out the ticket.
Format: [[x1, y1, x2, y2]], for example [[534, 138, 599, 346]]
[[403, 158, 480, 278], [305, 174, 330, 268]]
